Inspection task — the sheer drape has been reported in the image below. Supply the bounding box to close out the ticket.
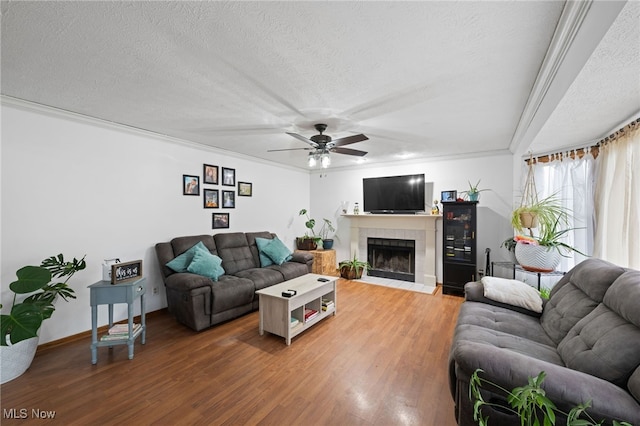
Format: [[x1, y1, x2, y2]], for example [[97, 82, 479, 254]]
[[593, 126, 640, 268], [532, 152, 595, 272]]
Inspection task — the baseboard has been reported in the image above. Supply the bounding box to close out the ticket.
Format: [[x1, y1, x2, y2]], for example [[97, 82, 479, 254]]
[[36, 308, 169, 352]]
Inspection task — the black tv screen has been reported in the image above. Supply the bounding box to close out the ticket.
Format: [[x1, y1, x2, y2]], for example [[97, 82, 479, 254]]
[[363, 174, 426, 214]]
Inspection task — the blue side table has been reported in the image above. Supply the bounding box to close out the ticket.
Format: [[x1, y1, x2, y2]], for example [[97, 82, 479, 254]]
[[88, 278, 146, 364]]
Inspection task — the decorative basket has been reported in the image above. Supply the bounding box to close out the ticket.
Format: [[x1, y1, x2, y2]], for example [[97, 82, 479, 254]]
[[515, 243, 561, 272]]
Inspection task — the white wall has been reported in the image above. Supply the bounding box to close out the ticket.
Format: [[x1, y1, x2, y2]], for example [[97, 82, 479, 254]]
[[1, 103, 310, 344], [308, 154, 515, 282], [1, 101, 516, 344]]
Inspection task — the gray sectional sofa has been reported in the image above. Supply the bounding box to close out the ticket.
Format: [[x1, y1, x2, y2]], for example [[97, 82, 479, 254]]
[[449, 258, 640, 425], [155, 231, 313, 331]]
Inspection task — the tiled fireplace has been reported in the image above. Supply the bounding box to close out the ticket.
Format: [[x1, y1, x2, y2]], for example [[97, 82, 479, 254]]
[[345, 214, 439, 286]]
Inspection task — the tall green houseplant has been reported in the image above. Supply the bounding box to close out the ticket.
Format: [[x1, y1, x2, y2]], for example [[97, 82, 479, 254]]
[[1, 254, 86, 345]]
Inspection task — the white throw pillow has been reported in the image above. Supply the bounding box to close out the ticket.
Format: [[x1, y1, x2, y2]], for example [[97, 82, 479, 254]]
[[481, 276, 543, 313]]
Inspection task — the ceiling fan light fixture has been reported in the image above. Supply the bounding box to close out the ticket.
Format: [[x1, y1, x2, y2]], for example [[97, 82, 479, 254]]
[[320, 151, 331, 168], [307, 152, 317, 167]]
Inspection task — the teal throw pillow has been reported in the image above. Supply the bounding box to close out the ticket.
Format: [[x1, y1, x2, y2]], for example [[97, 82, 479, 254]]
[[166, 241, 209, 273], [255, 237, 275, 267], [187, 249, 225, 281], [261, 237, 293, 266]]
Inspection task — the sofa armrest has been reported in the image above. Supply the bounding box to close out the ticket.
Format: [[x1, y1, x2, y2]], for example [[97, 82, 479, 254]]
[[452, 341, 640, 424], [464, 281, 542, 318], [290, 251, 313, 264], [165, 272, 214, 292]]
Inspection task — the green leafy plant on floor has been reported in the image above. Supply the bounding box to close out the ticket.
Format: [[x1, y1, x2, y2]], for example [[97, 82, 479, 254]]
[[470, 369, 632, 426], [339, 252, 371, 280], [1, 254, 86, 346]]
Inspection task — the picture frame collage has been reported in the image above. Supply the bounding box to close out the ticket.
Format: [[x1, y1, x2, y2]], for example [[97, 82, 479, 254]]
[[183, 164, 253, 229]]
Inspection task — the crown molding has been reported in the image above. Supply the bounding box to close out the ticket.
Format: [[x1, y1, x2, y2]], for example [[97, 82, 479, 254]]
[[1, 95, 308, 173], [509, 0, 627, 155]]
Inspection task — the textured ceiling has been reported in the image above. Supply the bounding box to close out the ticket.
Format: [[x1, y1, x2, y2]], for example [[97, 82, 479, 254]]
[[1, 1, 638, 170]]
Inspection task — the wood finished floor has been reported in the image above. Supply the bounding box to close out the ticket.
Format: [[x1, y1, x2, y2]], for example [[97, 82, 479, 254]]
[[1, 279, 463, 425]]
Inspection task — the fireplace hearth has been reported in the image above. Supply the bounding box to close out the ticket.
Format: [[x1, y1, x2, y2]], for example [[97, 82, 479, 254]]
[[367, 237, 416, 282]]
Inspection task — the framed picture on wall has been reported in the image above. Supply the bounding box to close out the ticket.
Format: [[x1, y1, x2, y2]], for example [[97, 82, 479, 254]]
[[183, 175, 200, 196], [222, 167, 235, 186], [203, 189, 219, 208], [238, 182, 252, 197], [203, 164, 218, 185], [222, 190, 235, 208], [213, 213, 230, 229]]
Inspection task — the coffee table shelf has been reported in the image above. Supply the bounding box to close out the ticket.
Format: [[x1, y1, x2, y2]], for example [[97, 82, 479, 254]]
[[256, 273, 337, 345]]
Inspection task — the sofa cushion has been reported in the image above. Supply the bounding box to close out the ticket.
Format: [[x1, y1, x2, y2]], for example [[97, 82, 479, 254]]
[[210, 276, 255, 313], [541, 258, 626, 344], [187, 249, 225, 281], [268, 261, 310, 281], [557, 303, 640, 387], [171, 235, 217, 257], [214, 232, 259, 275], [235, 267, 285, 292], [256, 237, 292, 265], [166, 241, 208, 273], [629, 367, 640, 404], [557, 270, 640, 388], [481, 276, 543, 313], [455, 301, 558, 350]]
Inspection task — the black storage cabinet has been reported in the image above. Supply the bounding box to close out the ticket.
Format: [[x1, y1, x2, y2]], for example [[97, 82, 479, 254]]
[[442, 201, 478, 295]]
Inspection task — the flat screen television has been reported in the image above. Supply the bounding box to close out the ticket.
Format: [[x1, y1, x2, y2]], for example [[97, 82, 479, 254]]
[[363, 174, 426, 214]]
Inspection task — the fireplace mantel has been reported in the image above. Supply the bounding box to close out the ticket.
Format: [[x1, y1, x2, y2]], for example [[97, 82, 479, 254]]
[[342, 214, 441, 286]]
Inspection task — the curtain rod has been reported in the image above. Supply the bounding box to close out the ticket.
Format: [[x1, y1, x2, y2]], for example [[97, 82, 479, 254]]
[[525, 117, 640, 164]]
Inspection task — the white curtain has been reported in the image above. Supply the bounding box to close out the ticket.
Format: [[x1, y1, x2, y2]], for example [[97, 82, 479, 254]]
[[533, 151, 596, 272], [593, 125, 640, 269]]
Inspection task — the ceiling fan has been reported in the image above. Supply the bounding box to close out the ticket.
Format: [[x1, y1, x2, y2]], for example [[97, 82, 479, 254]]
[[268, 123, 368, 167]]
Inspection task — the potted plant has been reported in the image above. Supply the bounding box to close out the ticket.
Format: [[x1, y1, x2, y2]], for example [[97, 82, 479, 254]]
[[511, 193, 569, 237], [470, 369, 632, 426], [463, 179, 489, 201], [318, 218, 336, 250], [501, 237, 517, 263], [296, 209, 321, 250], [1, 253, 86, 383], [339, 253, 370, 280], [513, 204, 587, 272]]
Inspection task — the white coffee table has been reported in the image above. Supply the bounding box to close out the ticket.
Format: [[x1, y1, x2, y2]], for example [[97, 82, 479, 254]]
[[256, 273, 337, 345]]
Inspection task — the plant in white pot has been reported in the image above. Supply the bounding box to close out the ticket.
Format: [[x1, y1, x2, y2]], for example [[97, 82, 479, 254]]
[[513, 211, 587, 272], [1, 254, 86, 383]]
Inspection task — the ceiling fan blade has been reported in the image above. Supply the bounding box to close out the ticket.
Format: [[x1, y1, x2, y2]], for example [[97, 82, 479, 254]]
[[331, 147, 368, 157], [286, 132, 318, 148], [332, 134, 368, 147], [267, 147, 313, 152]]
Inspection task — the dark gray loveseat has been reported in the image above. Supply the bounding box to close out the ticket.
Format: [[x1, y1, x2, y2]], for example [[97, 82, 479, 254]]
[[155, 231, 313, 331], [449, 258, 640, 425]]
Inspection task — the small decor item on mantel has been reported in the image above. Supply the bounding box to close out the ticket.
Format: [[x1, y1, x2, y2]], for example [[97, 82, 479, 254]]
[[339, 253, 370, 280], [431, 200, 440, 215], [353, 202, 360, 215]]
